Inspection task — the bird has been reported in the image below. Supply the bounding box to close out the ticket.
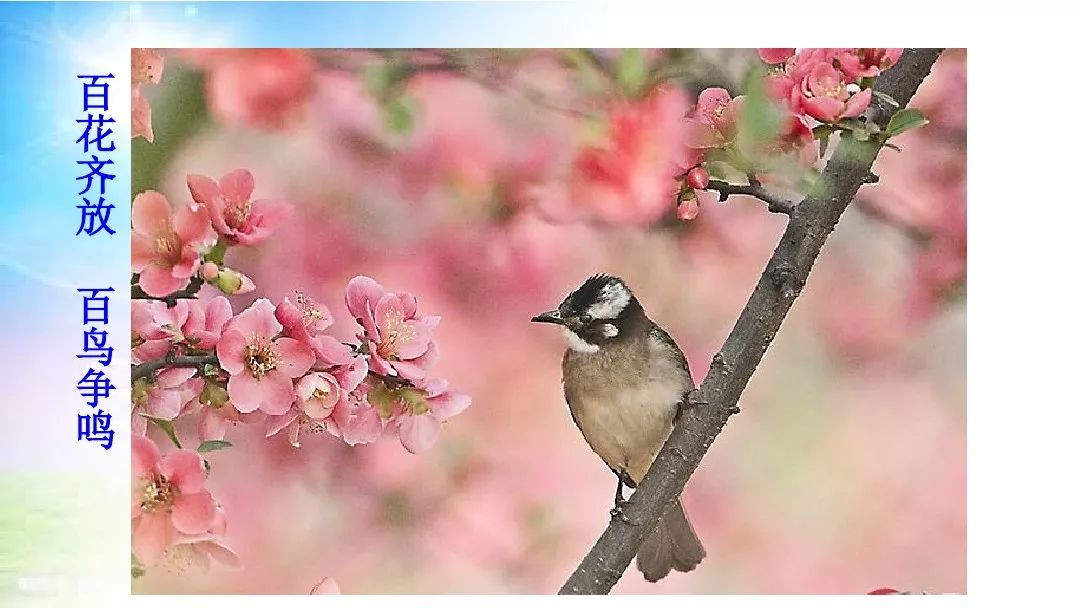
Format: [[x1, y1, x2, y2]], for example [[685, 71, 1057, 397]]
[[531, 274, 705, 582]]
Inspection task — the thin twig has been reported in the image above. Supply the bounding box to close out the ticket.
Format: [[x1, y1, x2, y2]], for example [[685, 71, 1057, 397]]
[[559, 48, 944, 595], [705, 178, 797, 215]]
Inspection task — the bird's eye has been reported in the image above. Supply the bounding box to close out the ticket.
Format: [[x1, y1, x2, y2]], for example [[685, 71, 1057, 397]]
[[579, 313, 593, 324]]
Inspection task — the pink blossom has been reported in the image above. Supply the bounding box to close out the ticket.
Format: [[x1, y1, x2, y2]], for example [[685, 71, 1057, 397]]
[[274, 296, 353, 365], [131, 435, 216, 566], [131, 48, 163, 142], [296, 368, 339, 411], [685, 88, 742, 149], [758, 48, 795, 64], [132, 368, 203, 435], [395, 379, 471, 454], [132, 88, 155, 143], [196, 399, 265, 443], [265, 371, 343, 447], [182, 296, 235, 349], [216, 298, 315, 415], [200, 49, 315, 130], [345, 275, 440, 381], [310, 577, 341, 594], [131, 191, 215, 298], [326, 367, 382, 447], [362, 377, 471, 454], [837, 48, 903, 80], [186, 169, 292, 246], [164, 504, 240, 572], [132, 48, 164, 86], [567, 86, 691, 224], [763, 48, 839, 109], [139, 297, 234, 351], [132, 300, 171, 364], [795, 62, 873, 123]]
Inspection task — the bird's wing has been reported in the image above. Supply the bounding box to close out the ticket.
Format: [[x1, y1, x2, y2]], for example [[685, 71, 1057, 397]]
[[648, 323, 692, 380]]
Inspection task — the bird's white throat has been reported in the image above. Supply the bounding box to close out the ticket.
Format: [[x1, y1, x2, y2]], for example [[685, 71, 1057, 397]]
[[562, 327, 600, 353]]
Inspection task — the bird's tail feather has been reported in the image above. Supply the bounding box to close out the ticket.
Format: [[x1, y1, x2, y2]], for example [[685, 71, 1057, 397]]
[[635, 498, 705, 582]]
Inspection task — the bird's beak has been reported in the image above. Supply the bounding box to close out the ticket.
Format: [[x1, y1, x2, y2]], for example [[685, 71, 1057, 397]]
[[531, 310, 563, 325]]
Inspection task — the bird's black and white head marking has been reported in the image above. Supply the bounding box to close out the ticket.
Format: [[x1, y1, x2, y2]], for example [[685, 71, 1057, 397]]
[[554, 275, 641, 353]]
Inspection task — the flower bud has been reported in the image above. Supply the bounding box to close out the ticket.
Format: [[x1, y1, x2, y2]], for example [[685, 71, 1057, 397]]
[[677, 198, 700, 221], [214, 270, 241, 294], [200, 261, 219, 281], [686, 166, 709, 190], [213, 268, 255, 295]]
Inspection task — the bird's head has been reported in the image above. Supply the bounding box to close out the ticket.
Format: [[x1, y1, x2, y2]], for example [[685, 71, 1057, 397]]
[[531, 274, 643, 353]]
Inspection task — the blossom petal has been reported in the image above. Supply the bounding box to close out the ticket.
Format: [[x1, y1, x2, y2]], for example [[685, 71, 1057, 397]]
[[131, 191, 171, 237], [202, 540, 242, 569], [342, 407, 384, 446], [132, 435, 161, 477], [171, 490, 215, 534], [160, 450, 206, 494], [215, 329, 249, 375], [234, 199, 292, 246], [199, 408, 229, 442], [132, 87, 154, 143], [345, 275, 385, 339], [274, 337, 315, 378], [133, 511, 173, 566], [174, 201, 214, 245], [841, 87, 873, 119], [429, 391, 471, 421], [310, 577, 341, 595], [220, 168, 255, 201], [185, 174, 220, 209], [138, 265, 187, 298], [803, 96, 845, 123], [398, 414, 439, 454], [236, 370, 295, 415], [757, 48, 795, 64], [265, 409, 300, 438]]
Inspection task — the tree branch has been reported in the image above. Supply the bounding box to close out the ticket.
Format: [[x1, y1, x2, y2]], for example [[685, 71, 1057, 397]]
[[705, 178, 797, 215], [132, 353, 219, 383], [558, 48, 943, 595], [131, 277, 204, 306]]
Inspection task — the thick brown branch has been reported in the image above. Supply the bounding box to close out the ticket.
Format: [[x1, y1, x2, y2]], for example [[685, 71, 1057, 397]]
[[559, 48, 943, 595], [132, 354, 219, 382]]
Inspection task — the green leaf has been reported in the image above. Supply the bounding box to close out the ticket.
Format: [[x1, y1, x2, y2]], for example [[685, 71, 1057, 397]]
[[383, 96, 415, 135], [811, 125, 833, 140], [736, 66, 784, 154], [364, 62, 394, 98], [204, 240, 228, 265], [852, 125, 871, 141], [614, 49, 648, 97], [197, 439, 233, 454], [812, 125, 833, 157], [139, 414, 181, 449], [886, 108, 929, 136]]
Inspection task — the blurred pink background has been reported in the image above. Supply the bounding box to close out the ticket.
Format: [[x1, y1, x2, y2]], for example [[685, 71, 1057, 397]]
[[133, 49, 966, 594]]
